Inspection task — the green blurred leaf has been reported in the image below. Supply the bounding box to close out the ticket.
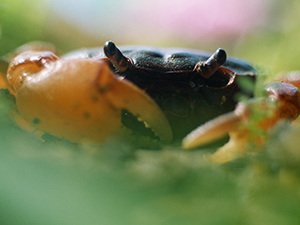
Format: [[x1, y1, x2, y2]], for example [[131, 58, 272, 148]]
[[0, 0, 48, 55]]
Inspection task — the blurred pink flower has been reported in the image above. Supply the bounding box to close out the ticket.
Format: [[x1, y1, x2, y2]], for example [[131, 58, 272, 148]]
[[50, 0, 272, 43], [126, 0, 270, 41]]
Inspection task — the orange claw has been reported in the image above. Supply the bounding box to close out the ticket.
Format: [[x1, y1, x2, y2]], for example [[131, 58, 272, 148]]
[[4, 50, 172, 144], [95, 64, 173, 142], [182, 82, 300, 164]]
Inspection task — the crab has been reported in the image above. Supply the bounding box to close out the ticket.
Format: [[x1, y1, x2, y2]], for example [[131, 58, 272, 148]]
[[1, 41, 300, 163]]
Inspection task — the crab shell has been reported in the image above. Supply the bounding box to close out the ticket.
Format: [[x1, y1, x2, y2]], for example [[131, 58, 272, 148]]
[[65, 45, 256, 139], [3, 43, 256, 145]]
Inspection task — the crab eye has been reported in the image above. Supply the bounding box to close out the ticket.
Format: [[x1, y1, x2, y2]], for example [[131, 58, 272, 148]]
[[104, 41, 133, 73], [213, 48, 227, 65], [195, 48, 227, 79]]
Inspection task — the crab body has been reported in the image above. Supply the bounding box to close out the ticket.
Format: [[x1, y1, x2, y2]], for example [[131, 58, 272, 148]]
[[1, 41, 300, 163], [64, 44, 256, 139]]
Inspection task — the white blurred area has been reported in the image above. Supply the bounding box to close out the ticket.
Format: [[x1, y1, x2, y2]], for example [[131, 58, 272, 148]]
[[47, 0, 273, 45]]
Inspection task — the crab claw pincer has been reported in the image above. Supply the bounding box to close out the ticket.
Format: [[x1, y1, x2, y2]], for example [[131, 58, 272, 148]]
[[182, 81, 300, 163], [6, 50, 173, 144]]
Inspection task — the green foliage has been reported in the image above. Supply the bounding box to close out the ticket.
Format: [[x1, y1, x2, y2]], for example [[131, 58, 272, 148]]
[[238, 0, 300, 76], [0, 0, 48, 55]]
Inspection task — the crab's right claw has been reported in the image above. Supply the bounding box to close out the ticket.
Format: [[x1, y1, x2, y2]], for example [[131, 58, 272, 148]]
[[95, 64, 173, 143], [9, 50, 172, 144]]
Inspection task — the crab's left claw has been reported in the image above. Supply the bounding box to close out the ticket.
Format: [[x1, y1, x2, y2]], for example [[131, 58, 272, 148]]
[[182, 103, 249, 163], [183, 82, 300, 163]]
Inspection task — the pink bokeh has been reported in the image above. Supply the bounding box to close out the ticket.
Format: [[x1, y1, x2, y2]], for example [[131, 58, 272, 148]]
[[125, 0, 271, 41], [49, 0, 272, 43]]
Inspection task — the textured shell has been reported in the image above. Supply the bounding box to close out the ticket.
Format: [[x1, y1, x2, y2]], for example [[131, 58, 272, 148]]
[[63, 46, 257, 76], [63, 46, 256, 139]]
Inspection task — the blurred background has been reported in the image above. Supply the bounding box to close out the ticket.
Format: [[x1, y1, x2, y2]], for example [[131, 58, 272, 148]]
[[1, 0, 300, 224], [1, 0, 300, 74]]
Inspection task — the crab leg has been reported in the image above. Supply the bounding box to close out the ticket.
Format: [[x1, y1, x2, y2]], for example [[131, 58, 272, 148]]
[[182, 82, 300, 163]]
